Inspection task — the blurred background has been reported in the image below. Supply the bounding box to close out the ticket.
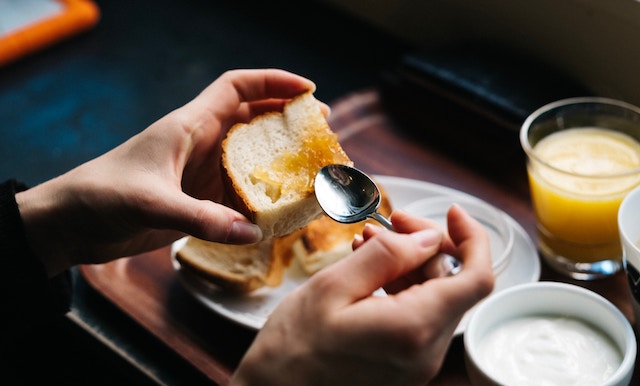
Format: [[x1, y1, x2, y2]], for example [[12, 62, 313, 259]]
[[0, 0, 407, 186], [323, 0, 640, 105]]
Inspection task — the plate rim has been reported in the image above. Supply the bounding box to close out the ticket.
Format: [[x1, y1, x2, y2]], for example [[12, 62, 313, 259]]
[[172, 175, 541, 332]]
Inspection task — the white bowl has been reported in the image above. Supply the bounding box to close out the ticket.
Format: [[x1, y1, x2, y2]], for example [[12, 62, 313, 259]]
[[464, 282, 636, 386], [404, 195, 514, 275], [619, 185, 640, 331]]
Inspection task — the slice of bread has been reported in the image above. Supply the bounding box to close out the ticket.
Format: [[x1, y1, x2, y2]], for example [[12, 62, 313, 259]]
[[291, 218, 362, 275], [222, 91, 352, 239], [175, 236, 284, 294], [176, 182, 389, 292], [288, 182, 393, 275]]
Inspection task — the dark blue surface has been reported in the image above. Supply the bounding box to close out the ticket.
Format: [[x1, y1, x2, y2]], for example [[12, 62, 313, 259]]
[[0, 0, 406, 186]]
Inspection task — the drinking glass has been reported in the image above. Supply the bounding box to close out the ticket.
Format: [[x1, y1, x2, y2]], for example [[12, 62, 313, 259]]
[[521, 97, 640, 280]]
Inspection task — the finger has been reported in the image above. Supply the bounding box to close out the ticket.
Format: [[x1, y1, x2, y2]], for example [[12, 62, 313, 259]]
[[362, 222, 383, 239], [390, 210, 443, 234], [206, 69, 316, 106], [231, 99, 328, 124], [234, 68, 317, 101], [227, 99, 288, 126], [445, 204, 492, 270], [352, 223, 383, 250], [360, 211, 441, 243], [313, 227, 443, 307], [352, 233, 364, 250], [354, 213, 444, 290], [146, 192, 263, 244], [337, 205, 494, 337], [432, 204, 494, 310], [384, 206, 490, 295]]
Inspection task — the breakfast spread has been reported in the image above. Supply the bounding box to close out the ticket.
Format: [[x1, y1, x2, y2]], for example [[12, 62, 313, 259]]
[[177, 91, 357, 293], [221, 91, 352, 239]]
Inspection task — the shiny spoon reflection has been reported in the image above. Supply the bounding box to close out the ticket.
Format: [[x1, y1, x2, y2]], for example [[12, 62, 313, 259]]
[[314, 164, 461, 276], [314, 164, 393, 230]]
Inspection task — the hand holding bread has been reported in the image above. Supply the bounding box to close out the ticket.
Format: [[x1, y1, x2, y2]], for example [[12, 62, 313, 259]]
[[16, 69, 320, 277], [177, 90, 356, 293]]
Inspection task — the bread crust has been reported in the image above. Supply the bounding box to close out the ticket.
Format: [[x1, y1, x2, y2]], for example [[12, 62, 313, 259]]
[[176, 237, 284, 294]]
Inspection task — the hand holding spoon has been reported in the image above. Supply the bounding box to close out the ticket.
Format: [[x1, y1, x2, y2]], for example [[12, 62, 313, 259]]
[[314, 164, 461, 276]]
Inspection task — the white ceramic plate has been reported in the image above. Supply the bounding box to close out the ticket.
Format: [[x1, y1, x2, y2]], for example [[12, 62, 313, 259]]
[[172, 175, 541, 334]]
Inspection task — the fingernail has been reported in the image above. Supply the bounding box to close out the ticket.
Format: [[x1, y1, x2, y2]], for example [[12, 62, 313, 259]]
[[410, 228, 442, 247], [450, 203, 468, 214], [228, 221, 263, 243], [363, 223, 379, 232]]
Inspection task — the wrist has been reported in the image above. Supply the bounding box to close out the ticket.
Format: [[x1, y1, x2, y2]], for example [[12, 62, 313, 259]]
[[16, 178, 73, 277]]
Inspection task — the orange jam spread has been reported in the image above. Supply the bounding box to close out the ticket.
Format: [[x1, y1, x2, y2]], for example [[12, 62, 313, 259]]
[[251, 130, 348, 202]]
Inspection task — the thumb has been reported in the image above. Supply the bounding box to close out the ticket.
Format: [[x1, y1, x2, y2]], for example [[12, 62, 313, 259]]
[[315, 228, 443, 306], [156, 193, 263, 244]]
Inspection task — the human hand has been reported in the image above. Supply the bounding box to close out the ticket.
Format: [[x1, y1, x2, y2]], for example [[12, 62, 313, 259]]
[[231, 205, 494, 386], [16, 69, 320, 276]]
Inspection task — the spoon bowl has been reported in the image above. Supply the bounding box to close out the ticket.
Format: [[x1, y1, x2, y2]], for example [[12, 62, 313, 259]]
[[314, 164, 393, 230], [314, 164, 461, 275]]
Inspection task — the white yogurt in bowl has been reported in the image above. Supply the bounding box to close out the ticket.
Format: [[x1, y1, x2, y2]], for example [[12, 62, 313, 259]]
[[477, 315, 622, 385], [464, 282, 635, 386]]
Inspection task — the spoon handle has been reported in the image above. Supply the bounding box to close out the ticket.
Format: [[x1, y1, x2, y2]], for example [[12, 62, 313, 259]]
[[369, 212, 394, 231]]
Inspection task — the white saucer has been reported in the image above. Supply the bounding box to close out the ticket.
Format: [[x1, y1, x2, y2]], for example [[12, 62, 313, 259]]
[[172, 175, 541, 334]]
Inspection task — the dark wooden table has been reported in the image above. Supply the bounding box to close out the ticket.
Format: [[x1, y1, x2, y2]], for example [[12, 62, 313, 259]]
[[81, 89, 640, 385]]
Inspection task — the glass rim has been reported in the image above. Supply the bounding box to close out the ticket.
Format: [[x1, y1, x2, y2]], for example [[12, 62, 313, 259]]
[[520, 97, 640, 178]]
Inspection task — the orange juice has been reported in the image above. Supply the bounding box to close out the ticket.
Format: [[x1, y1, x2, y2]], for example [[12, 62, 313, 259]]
[[528, 127, 640, 263]]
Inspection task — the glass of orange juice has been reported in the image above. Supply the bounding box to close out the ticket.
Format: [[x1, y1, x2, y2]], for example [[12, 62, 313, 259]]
[[521, 97, 640, 280]]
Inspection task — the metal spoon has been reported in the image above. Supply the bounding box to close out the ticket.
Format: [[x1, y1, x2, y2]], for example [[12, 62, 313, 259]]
[[314, 164, 462, 276], [314, 164, 393, 230]]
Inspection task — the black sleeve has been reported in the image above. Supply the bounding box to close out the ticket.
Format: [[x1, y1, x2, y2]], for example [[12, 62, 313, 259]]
[[0, 179, 72, 342]]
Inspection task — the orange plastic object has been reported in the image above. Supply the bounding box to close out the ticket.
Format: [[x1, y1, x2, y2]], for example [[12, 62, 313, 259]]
[[0, 0, 100, 67]]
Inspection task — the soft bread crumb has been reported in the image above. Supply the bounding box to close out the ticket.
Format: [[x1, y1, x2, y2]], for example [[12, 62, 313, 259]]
[[222, 91, 352, 238], [286, 182, 393, 275]]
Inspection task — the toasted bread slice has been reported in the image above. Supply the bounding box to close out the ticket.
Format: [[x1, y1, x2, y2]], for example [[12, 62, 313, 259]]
[[291, 182, 393, 275], [175, 237, 284, 294], [221, 91, 352, 239], [291, 219, 362, 275]]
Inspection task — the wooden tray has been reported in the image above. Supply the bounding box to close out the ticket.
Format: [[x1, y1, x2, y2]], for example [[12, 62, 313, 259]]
[[80, 89, 638, 385]]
